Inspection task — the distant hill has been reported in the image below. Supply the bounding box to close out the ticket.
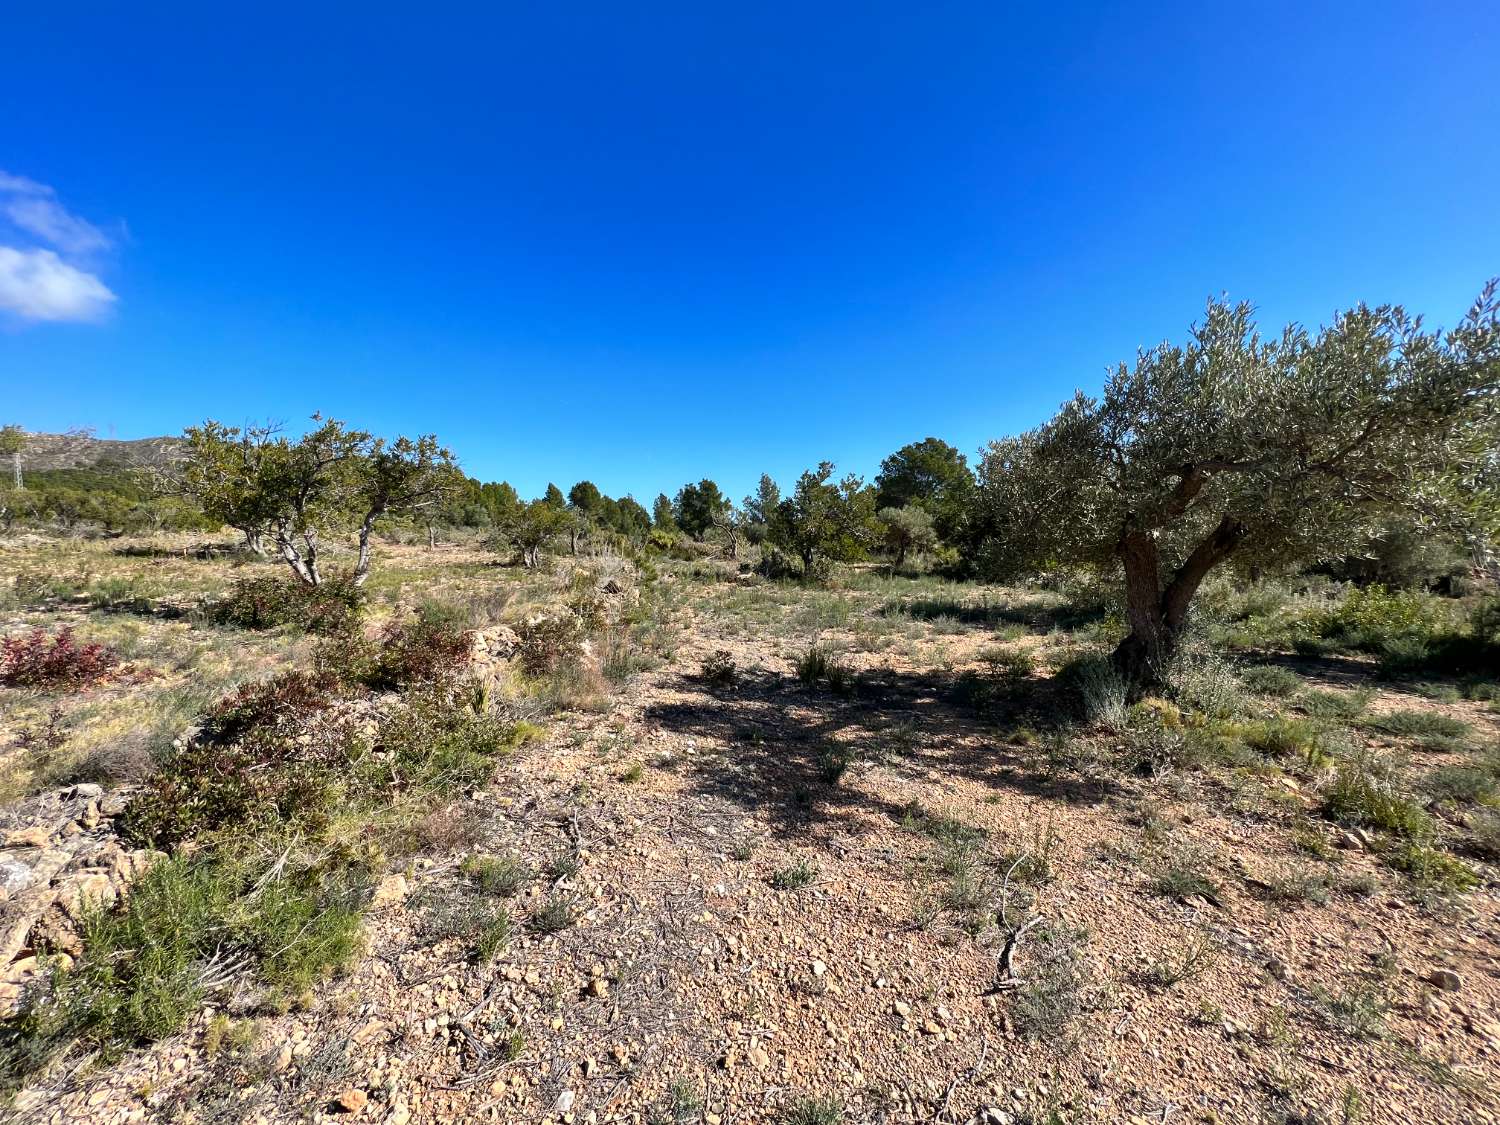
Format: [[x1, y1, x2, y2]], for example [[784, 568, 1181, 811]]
[[11, 431, 183, 472]]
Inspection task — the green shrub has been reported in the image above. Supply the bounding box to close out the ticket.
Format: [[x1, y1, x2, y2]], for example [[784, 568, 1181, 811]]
[[796, 644, 832, 685], [1365, 709, 1470, 746], [1322, 762, 1433, 840], [529, 895, 577, 934], [1424, 765, 1497, 805], [1317, 585, 1439, 644], [463, 854, 532, 897], [4, 849, 364, 1081], [1383, 841, 1478, 892], [782, 1096, 844, 1125], [211, 574, 363, 634], [1242, 717, 1328, 766], [1055, 652, 1127, 727], [770, 858, 817, 890], [1239, 664, 1301, 697], [1297, 688, 1372, 721]]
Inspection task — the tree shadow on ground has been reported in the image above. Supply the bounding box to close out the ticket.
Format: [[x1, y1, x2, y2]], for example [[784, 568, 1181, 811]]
[[877, 596, 1107, 633], [642, 664, 1126, 850]]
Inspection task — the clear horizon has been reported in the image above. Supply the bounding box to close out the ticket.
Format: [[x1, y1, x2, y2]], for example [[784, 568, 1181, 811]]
[[3, 1, 1497, 502]]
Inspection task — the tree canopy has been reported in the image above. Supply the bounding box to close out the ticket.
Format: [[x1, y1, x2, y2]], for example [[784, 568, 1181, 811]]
[[972, 286, 1500, 689], [874, 437, 974, 544]]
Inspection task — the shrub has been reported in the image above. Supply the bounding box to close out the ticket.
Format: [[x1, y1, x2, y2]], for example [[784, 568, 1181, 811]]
[[211, 574, 363, 634], [1009, 923, 1090, 1040], [464, 854, 532, 897], [364, 618, 473, 690], [1384, 841, 1479, 891], [1365, 709, 1470, 745], [782, 1096, 844, 1125], [796, 644, 833, 685], [0, 627, 119, 689], [1297, 688, 1372, 721], [1055, 653, 1127, 727], [1242, 717, 1328, 765], [1322, 761, 1433, 840], [770, 858, 817, 890], [529, 895, 577, 934], [515, 615, 583, 676], [1425, 764, 1497, 805], [5, 849, 364, 1080], [1317, 585, 1440, 644], [1240, 665, 1301, 697], [1165, 648, 1245, 718], [120, 673, 353, 846], [1148, 844, 1222, 901], [700, 650, 738, 690]]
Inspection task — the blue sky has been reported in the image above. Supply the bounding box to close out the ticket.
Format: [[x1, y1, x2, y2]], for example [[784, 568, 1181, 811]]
[[3, 2, 1497, 502]]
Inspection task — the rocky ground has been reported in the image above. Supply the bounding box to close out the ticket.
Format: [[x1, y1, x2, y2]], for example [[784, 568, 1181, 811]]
[[2, 549, 1498, 1125]]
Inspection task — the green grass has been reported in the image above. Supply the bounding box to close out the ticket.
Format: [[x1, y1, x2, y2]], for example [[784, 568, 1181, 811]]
[[770, 858, 818, 890], [463, 853, 533, 897], [3, 847, 364, 1085]]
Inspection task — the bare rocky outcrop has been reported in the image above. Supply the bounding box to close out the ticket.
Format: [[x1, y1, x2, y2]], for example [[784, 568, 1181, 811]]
[[0, 783, 162, 1015]]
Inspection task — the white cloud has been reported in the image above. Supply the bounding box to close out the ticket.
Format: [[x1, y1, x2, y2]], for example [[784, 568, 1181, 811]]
[[0, 246, 116, 321], [0, 171, 118, 323]]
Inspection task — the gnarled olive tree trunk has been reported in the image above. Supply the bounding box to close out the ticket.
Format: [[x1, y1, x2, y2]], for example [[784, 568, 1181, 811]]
[[1111, 515, 1245, 695]]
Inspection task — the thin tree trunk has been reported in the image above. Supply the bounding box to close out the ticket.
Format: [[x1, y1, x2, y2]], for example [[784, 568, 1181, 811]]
[[352, 511, 381, 587]]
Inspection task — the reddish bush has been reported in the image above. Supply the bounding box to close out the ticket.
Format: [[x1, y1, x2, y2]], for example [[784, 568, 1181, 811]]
[[0, 627, 121, 689], [365, 619, 474, 690]]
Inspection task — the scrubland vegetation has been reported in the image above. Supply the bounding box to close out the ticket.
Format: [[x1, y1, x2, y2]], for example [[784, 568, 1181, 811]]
[[0, 290, 1498, 1123]]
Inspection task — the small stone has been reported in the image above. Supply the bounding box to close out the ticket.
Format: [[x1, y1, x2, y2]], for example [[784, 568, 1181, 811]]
[[748, 1046, 770, 1069], [811, 959, 827, 977], [1428, 969, 1463, 992], [554, 1089, 575, 1114], [586, 977, 609, 998], [336, 1088, 368, 1113], [370, 875, 409, 910], [893, 1000, 911, 1018], [1267, 957, 1292, 981]]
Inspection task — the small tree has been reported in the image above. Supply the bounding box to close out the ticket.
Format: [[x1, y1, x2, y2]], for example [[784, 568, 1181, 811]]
[[651, 493, 676, 533], [972, 287, 1500, 693], [673, 479, 729, 540], [503, 499, 569, 568], [0, 426, 24, 490], [351, 435, 462, 582], [874, 437, 974, 544], [711, 502, 747, 560], [176, 416, 459, 587], [767, 462, 879, 576], [743, 474, 781, 545], [879, 505, 937, 570], [177, 421, 284, 554]]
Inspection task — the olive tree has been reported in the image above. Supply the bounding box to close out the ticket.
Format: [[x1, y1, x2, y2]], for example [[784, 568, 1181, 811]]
[[879, 505, 937, 569], [973, 286, 1500, 693]]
